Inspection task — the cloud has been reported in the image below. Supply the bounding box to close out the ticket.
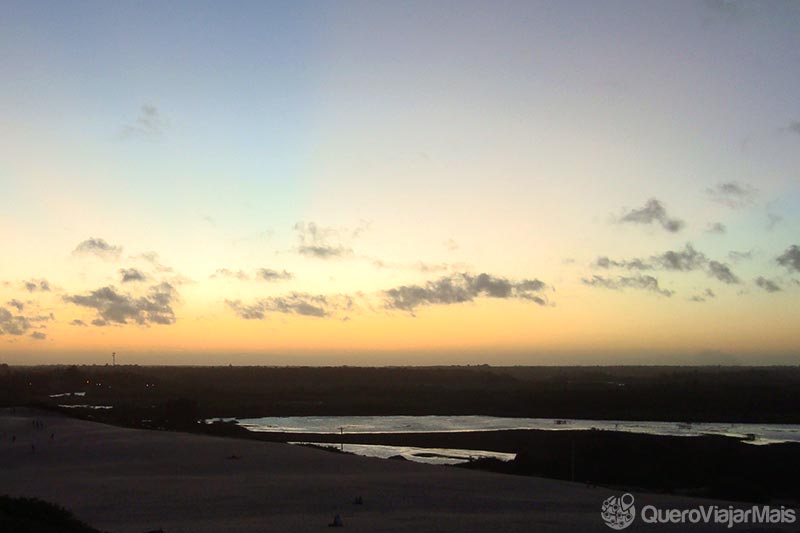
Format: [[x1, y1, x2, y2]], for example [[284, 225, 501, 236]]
[[73, 238, 123, 260], [618, 199, 684, 233], [211, 268, 294, 282], [754, 277, 781, 293], [7, 299, 24, 312], [227, 292, 353, 319], [24, 279, 51, 292], [595, 244, 706, 272], [655, 244, 707, 271], [69, 319, 88, 327], [776, 245, 800, 273], [789, 121, 800, 135], [120, 268, 147, 283], [294, 222, 353, 259], [30, 331, 46, 341], [706, 222, 726, 234], [384, 273, 549, 312], [705, 182, 758, 209], [255, 269, 293, 282], [63, 282, 178, 326], [767, 213, 783, 231], [581, 275, 673, 297], [120, 104, 164, 139], [0, 307, 31, 335], [728, 250, 752, 262], [688, 288, 716, 303], [595, 256, 652, 271], [443, 239, 459, 251], [135, 251, 173, 273], [211, 268, 250, 280], [707, 260, 740, 284]]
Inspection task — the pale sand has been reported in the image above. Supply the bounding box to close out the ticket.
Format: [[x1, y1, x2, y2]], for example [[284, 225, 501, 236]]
[[0, 408, 792, 532]]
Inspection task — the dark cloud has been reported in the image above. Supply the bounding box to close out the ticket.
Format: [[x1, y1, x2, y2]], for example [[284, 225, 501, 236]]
[[754, 277, 781, 293], [70, 319, 88, 327], [0, 307, 31, 335], [384, 273, 549, 312], [63, 282, 178, 326], [582, 275, 673, 297], [776, 245, 800, 273], [705, 182, 757, 209], [294, 222, 353, 259], [24, 279, 51, 293], [73, 238, 122, 260], [595, 256, 652, 271], [120, 268, 147, 283], [656, 244, 707, 271], [30, 331, 46, 341], [707, 260, 740, 284], [706, 222, 726, 234], [227, 292, 352, 319], [619, 199, 684, 233], [595, 244, 706, 272], [120, 104, 164, 139], [255, 269, 293, 282], [7, 299, 24, 312], [91, 319, 108, 327]]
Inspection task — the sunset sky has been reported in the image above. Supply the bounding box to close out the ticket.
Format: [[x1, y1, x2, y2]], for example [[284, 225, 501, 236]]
[[1, 1, 799, 365]]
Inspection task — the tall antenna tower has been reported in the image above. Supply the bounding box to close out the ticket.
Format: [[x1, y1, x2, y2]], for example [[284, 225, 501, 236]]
[[112, 352, 116, 366]]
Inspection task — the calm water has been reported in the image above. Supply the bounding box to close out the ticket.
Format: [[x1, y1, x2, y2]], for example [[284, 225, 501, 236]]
[[235, 415, 800, 445]]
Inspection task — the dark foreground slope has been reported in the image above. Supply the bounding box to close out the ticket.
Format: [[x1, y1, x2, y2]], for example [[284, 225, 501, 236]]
[[2, 408, 794, 533]]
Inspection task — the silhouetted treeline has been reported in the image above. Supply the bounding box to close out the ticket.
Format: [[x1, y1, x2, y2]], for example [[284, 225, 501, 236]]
[[2, 364, 800, 423]]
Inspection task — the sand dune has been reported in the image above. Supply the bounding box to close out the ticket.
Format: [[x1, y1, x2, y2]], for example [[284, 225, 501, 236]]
[[0, 408, 791, 532]]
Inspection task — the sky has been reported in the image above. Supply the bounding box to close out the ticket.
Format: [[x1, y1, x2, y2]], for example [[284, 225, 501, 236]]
[[1, 0, 799, 365]]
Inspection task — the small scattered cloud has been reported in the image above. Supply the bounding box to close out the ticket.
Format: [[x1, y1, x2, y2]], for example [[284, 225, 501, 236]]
[[618, 198, 684, 233], [582, 275, 673, 297], [0, 307, 31, 335], [255, 268, 293, 282], [788, 121, 800, 136], [656, 244, 707, 272], [135, 251, 173, 273], [384, 273, 550, 312], [706, 222, 726, 234], [754, 276, 781, 293], [211, 268, 250, 281], [689, 288, 716, 303], [776, 245, 800, 273], [728, 250, 752, 262], [120, 104, 164, 140], [227, 292, 354, 319], [443, 239, 459, 252], [767, 213, 783, 231], [707, 260, 740, 284], [30, 331, 46, 340], [63, 282, 178, 326], [705, 182, 758, 209], [595, 244, 706, 272], [120, 268, 147, 283], [294, 221, 354, 259], [69, 319, 88, 327], [7, 299, 24, 312], [24, 279, 51, 293], [73, 238, 123, 260]]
